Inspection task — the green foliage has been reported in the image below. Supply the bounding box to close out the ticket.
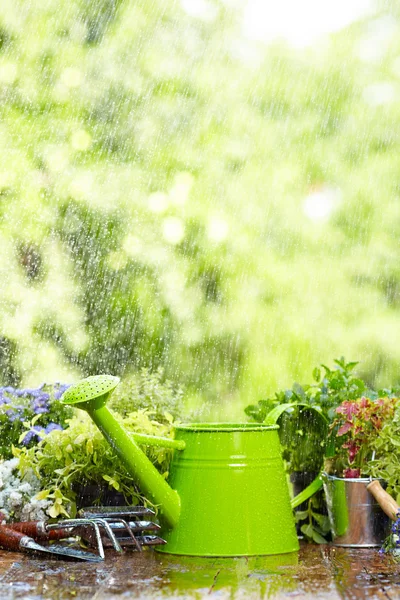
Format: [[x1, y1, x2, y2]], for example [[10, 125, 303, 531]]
[[109, 367, 185, 422], [295, 496, 331, 544], [0, 384, 73, 460], [327, 396, 398, 478], [3, 3, 400, 408], [14, 409, 176, 518], [245, 358, 365, 472]]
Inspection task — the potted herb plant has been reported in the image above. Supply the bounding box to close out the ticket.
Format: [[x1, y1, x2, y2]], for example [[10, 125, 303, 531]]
[[323, 396, 398, 546], [245, 358, 368, 542]]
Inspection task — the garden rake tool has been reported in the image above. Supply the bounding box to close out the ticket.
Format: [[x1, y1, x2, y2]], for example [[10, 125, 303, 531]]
[[78, 506, 167, 550], [1, 507, 166, 557], [0, 522, 101, 561], [0, 511, 121, 559]]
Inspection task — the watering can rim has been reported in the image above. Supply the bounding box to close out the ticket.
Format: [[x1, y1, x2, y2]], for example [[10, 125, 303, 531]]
[[175, 422, 279, 432]]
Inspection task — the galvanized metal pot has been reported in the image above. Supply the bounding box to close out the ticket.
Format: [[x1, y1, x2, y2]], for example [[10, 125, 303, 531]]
[[61, 376, 322, 557], [322, 473, 390, 547]]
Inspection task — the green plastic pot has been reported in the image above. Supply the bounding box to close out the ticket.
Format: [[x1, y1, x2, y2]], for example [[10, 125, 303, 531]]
[[61, 376, 322, 557]]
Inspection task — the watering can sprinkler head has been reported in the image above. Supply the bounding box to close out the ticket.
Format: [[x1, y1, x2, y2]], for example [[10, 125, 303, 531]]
[[60, 374, 120, 411]]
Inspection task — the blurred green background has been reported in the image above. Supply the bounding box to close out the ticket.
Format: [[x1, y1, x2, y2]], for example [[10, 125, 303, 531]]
[[0, 0, 399, 417]]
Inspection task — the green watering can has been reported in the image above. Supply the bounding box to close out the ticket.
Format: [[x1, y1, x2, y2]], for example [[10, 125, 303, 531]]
[[61, 375, 323, 557]]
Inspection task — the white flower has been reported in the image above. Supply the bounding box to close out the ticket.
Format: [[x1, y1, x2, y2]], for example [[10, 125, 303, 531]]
[[18, 483, 32, 494], [0, 458, 44, 521]]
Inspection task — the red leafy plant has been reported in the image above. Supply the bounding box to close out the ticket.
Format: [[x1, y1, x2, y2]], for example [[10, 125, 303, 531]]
[[330, 397, 398, 478]]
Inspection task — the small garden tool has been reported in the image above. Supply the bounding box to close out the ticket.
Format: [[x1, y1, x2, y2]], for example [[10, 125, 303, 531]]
[[61, 375, 324, 557], [0, 522, 101, 561], [78, 506, 166, 550], [0, 512, 120, 559], [2, 508, 165, 556]]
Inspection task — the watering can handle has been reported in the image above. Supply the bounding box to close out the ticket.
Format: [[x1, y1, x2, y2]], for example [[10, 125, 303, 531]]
[[129, 432, 186, 450], [367, 480, 400, 521], [264, 402, 327, 509], [264, 402, 328, 427]]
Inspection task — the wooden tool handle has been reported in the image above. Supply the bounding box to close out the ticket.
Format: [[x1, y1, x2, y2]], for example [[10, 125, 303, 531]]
[[5, 521, 42, 538], [367, 480, 400, 521], [0, 525, 25, 552], [5, 521, 71, 541]]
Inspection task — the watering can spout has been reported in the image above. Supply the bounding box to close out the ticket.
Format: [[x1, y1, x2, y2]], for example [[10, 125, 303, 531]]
[[60, 375, 181, 529]]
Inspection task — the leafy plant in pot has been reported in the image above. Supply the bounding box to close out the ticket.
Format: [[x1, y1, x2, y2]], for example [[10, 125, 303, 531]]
[[245, 358, 368, 542], [323, 396, 399, 547]]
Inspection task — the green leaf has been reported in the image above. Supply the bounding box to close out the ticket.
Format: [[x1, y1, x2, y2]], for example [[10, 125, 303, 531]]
[[351, 378, 365, 390], [48, 504, 60, 518], [18, 431, 27, 444], [31, 414, 42, 426], [300, 523, 314, 539], [313, 368, 321, 382], [292, 383, 306, 398], [35, 489, 50, 500], [312, 513, 331, 532], [311, 530, 327, 544], [346, 362, 359, 371], [294, 510, 309, 522]]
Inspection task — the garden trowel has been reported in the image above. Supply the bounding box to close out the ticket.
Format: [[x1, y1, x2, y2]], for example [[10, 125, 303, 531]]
[[0, 523, 102, 561]]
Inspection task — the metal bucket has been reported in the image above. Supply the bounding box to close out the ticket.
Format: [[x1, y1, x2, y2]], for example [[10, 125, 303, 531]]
[[322, 473, 390, 547]]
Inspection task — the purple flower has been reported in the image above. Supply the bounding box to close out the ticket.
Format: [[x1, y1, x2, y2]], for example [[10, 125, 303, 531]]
[[22, 425, 45, 445], [22, 422, 63, 445], [45, 423, 63, 434], [6, 409, 24, 422], [31, 394, 50, 415], [53, 384, 71, 399], [22, 388, 46, 398]]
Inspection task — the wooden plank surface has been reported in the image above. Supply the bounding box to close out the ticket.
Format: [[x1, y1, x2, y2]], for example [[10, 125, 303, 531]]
[[0, 543, 399, 599]]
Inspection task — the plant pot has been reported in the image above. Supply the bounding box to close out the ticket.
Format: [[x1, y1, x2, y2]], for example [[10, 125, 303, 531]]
[[322, 473, 391, 547], [73, 483, 128, 510]]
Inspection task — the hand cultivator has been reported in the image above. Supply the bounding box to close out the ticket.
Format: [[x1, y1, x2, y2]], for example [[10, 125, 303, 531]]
[[0, 506, 165, 561], [78, 506, 165, 550]]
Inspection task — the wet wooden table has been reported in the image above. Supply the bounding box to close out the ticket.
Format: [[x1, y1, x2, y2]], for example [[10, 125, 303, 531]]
[[0, 543, 399, 599]]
